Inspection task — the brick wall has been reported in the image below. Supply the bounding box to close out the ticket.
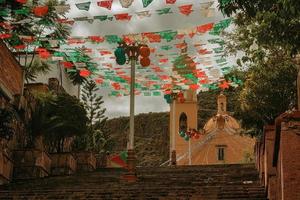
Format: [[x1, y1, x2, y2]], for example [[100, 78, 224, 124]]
[[256, 112, 300, 200], [0, 40, 22, 98], [263, 125, 277, 200], [279, 120, 300, 200]]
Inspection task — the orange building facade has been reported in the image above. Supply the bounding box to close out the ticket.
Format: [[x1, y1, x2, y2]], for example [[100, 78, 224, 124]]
[[170, 93, 255, 165]]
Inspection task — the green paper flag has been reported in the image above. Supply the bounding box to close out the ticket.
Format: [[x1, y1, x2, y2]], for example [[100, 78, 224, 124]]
[[159, 30, 177, 42], [156, 7, 172, 15], [213, 47, 224, 54], [105, 35, 122, 44], [153, 91, 161, 96], [14, 8, 30, 15], [75, 2, 91, 11], [209, 18, 232, 36], [161, 45, 172, 51], [94, 15, 113, 21], [142, 0, 154, 8]]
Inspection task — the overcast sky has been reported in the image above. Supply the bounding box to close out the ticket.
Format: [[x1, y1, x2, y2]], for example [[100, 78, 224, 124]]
[[65, 0, 228, 119]]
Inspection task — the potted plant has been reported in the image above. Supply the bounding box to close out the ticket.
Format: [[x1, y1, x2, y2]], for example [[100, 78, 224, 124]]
[[0, 106, 18, 184], [44, 93, 88, 175]]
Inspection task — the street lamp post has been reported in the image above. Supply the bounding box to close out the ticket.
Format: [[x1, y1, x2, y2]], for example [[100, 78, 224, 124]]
[[115, 42, 150, 182]]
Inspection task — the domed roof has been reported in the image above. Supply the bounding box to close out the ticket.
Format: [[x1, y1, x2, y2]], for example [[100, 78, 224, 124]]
[[203, 114, 241, 135], [203, 93, 241, 135]]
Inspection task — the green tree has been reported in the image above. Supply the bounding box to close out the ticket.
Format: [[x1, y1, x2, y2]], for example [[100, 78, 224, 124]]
[[216, 0, 299, 136], [218, 0, 300, 55], [73, 80, 109, 153]]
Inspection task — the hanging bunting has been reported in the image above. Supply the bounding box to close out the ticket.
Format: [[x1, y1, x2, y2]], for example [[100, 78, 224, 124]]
[[119, 0, 134, 8], [159, 30, 177, 42], [114, 13, 132, 21], [14, 7, 30, 15], [0, 33, 12, 39], [142, 32, 161, 43], [156, 8, 172, 15], [89, 36, 105, 43], [97, 0, 113, 10], [219, 81, 230, 89], [105, 35, 122, 44], [196, 23, 214, 33], [178, 4, 193, 16], [74, 17, 94, 24], [136, 11, 151, 19], [75, 2, 91, 11], [166, 0, 176, 4], [142, 0, 154, 8], [94, 15, 114, 21]]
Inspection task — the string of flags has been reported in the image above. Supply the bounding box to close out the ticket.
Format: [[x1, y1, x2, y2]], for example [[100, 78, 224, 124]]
[[0, 0, 242, 97]]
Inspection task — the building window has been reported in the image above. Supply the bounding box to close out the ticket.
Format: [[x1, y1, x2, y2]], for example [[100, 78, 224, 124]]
[[218, 148, 224, 161], [179, 112, 187, 132], [216, 145, 227, 161]]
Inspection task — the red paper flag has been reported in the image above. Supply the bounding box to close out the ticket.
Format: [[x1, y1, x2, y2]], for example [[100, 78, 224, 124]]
[[176, 34, 185, 39], [95, 79, 103, 84], [175, 42, 187, 49], [219, 81, 230, 89], [159, 58, 169, 63], [0, 33, 12, 39], [198, 49, 212, 55], [114, 13, 132, 21], [199, 79, 209, 84], [33, 6, 49, 17], [142, 33, 161, 43], [189, 84, 199, 90], [112, 82, 121, 90], [16, 0, 27, 3], [14, 44, 26, 49], [99, 50, 111, 56], [97, 0, 113, 10], [80, 69, 91, 77], [62, 61, 74, 68], [89, 36, 104, 43], [179, 4, 193, 16], [197, 23, 214, 33], [123, 35, 133, 44], [166, 0, 176, 4]]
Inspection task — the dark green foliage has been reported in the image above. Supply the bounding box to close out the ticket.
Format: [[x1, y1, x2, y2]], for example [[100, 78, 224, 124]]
[[106, 112, 170, 166], [28, 92, 88, 152], [236, 54, 297, 136], [73, 80, 109, 153], [67, 69, 87, 85], [218, 0, 300, 55], [0, 107, 17, 140], [24, 58, 51, 83]]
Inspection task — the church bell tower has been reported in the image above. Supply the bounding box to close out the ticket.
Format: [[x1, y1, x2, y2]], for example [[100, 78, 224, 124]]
[[169, 41, 198, 165]]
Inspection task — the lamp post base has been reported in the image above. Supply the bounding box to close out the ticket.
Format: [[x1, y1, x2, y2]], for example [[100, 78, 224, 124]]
[[171, 150, 177, 166], [121, 149, 137, 182]]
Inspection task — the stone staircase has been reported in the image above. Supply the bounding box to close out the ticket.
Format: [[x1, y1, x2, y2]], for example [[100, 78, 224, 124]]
[[0, 164, 267, 200]]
